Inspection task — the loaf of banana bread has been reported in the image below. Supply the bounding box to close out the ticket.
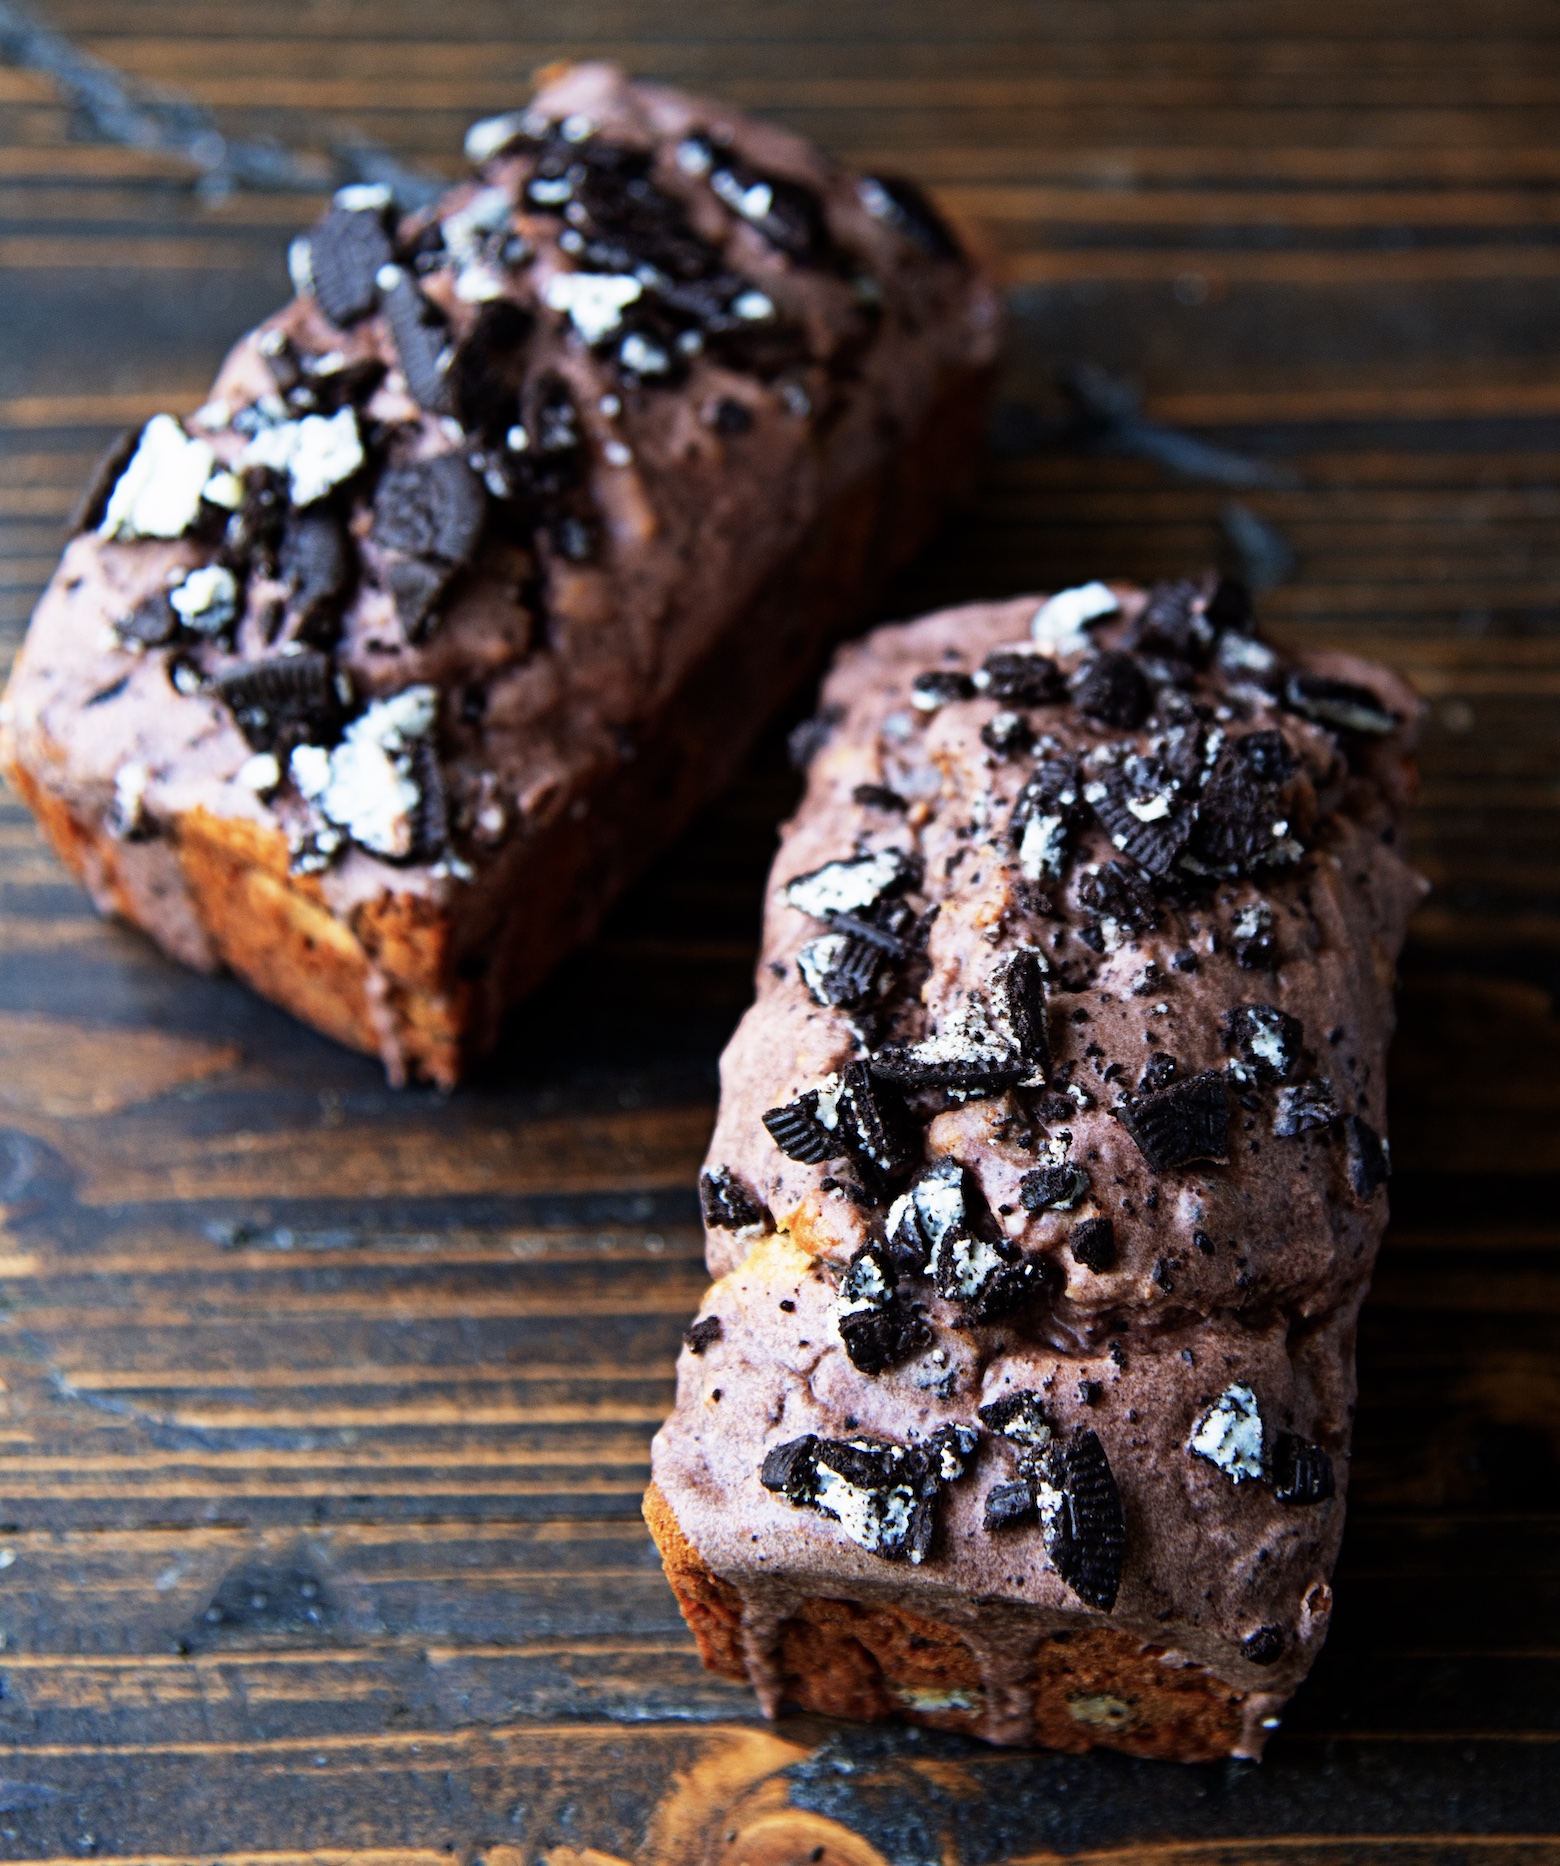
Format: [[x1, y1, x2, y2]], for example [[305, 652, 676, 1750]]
[[648, 577, 1424, 1758], [1, 61, 997, 1083]]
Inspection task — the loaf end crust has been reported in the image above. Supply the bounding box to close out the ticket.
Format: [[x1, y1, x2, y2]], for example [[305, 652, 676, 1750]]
[[645, 1481, 1248, 1759]]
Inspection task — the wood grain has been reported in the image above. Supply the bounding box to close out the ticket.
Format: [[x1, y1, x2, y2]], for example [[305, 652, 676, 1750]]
[[0, 0, 1556, 1856]]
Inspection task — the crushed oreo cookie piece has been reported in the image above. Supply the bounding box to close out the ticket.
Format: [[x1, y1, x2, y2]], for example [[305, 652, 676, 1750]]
[[280, 510, 352, 642], [115, 591, 179, 649], [871, 1005, 1026, 1096], [709, 154, 832, 263], [1223, 1004, 1303, 1084], [1118, 1070, 1229, 1172], [1344, 1114, 1390, 1199], [699, 1166, 766, 1232], [1072, 651, 1151, 731], [1010, 757, 1083, 882], [836, 1297, 932, 1376], [1205, 576, 1253, 633], [212, 650, 340, 756], [407, 737, 448, 859], [759, 1433, 820, 1500], [1270, 1432, 1336, 1504], [759, 1429, 974, 1564], [1069, 1216, 1116, 1272], [983, 1479, 1038, 1531], [993, 950, 1050, 1079], [374, 454, 486, 565], [1130, 578, 1215, 666], [1273, 1078, 1340, 1137], [1190, 731, 1304, 876], [838, 1060, 918, 1187], [784, 848, 913, 921], [1085, 755, 1195, 878], [1191, 1382, 1265, 1483], [882, 1159, 966, 1276], [451, 299, 533, 442], [796, 895, 913, 1008], [976, 649, 1065, 707], [826, 895, 915, 960], [833, 1243, 930, 1374], [1242, 1625, 1285, 1665], [385, 557, 450, 640], [1033, 1430, 1126, 1610], [981, 710, 1033, 759], [925, 1421, 982, 1482], [910, 668, 975, 711], [1268, 1434, 1336, 1513], [1284, 671, 1398, 736], [1020, 1163, 1088, 1212], [930, 1226, 1044, 1323], [797, 931, 876, 1009], [682, 1314, 722, 1355], [1139, 1051, 1177, 1093], [307, 202, 393, 326], [858, 173, 962, 259], [1231, 899, 1276, 969], [978, 1389, 1054, 1446], [762, 1084, 846, 1166], [221, 465, 289, 579], [71, 428, 140, 534], [1077, 860, 1160, 938], [381, 271, 453, 412]]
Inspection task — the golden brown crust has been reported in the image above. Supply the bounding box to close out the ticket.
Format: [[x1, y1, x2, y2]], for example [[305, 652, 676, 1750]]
[[643, 1482, 1247, 1760]]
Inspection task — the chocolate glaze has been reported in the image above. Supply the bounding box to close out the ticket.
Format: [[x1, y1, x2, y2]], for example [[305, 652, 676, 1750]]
[[0, 63, 997, 1070], [652, 585, 1425, 1754]]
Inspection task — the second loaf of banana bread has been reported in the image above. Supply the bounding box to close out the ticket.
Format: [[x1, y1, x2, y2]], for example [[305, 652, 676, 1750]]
[[650, 576, 1424, 1759]]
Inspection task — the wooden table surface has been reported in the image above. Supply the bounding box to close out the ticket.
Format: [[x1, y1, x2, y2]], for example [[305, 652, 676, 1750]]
[[0, 2, 1557, 1859]]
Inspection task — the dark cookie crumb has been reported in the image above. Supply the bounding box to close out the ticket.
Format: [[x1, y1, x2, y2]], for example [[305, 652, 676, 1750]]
[[307, 201, 394, 327], [1274, 1077, 1340, 1136], [1072, 651, 1150, 730], [978, 649, 1064, 707], [1020, 1163, 1089, 1213], [1344, 1114, 1390, 1199], [978, 1390, 1054, 1444], [1284, 671, 1398, 736], [1223, 1003, 1303, 1084], [683, 1315, 722, 1355], [1070, 1216, 1116, 1272], [712, 396, 754, 434], [699, 1166, 767, 1232], [1034, 1430, 1126, 1611], [1243, 1625, 1286, 1665], [1270, 1432, 1337, 1505], [983, 1480, 1038, 1531], [911, 668, 975, 710], [758, 1425, 978, 1564], [1117, 1070, 1230, 1172]]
